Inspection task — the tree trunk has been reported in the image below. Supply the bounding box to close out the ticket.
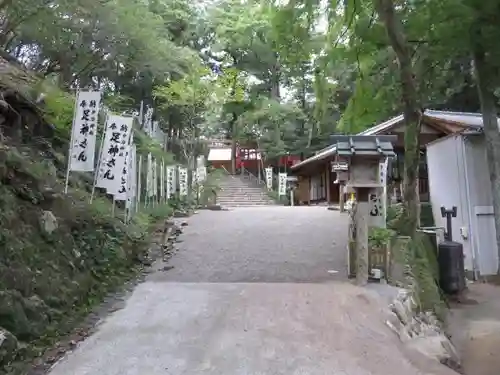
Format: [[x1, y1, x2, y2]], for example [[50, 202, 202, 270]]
[[230, 115, 237, 174], [270, 56, 282, 151], [228, 66, 239, 175], [472, 40, 500, 274], [374, 0, 422, 236], [299, 72, 307, 160]]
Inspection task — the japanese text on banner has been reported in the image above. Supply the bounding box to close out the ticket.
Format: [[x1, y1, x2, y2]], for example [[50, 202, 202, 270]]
[[114, 143, 131, 201], [278, 173, 287, 196], [146, 153, 153, 197], [178, 167, 188, 196], [126, 144, 137, 209], [265, 167, 273, 190], [96, 115, 133, 194], [69, 91, 101, 171], [152, 159, 157, 197], [166, 166, 175, 198]]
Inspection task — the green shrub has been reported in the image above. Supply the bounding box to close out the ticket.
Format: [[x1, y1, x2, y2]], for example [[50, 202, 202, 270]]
[[368, 227, 395, 248], [41, 86, 75, 142], [420, 202, 435, 227], [267, 190, 289, 205]]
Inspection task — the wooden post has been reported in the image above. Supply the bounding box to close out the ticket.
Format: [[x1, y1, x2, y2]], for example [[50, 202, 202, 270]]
[[416, 177, 421, 227], [326, 164, 331, 203], [308, 176, 311, 205], [257, 154, 261, 183], [339, 184, 345, 212], [355, 187, 370, 286]]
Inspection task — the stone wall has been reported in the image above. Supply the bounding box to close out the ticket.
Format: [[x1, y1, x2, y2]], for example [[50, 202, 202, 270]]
[[386, 289, 461, 372]]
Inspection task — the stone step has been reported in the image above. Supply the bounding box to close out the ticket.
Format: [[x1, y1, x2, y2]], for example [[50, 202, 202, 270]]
[[219, 189, 266, 194], [218, 194, 272, 198], [218, 203, 275, 207], [219, 189, 267, 192], [217, 193, 269, 198], [217, 197, 275, 202], [216, 177, 276, 206], [219, 200, 273, 203]]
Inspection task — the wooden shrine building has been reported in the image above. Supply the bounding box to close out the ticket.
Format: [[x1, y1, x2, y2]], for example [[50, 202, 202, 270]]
[[289, 110, 482, 205]]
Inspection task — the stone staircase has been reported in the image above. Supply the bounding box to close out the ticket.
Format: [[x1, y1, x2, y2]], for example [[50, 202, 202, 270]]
[[216, 174, 276, 207]]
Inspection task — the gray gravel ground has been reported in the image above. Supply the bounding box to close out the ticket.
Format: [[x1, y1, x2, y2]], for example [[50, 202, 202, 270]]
[[47, 206, 449, 375], [149, 206, 348, 283]]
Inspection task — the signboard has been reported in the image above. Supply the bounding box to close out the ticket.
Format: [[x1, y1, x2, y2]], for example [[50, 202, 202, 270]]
[[331, 161, 349, 172], [379, 158, 388, 225], [334, 171, 348, 184]]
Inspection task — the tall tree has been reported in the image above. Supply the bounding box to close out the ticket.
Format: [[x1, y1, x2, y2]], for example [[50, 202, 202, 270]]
[[467, 0, 500, 272], [373, 0, 422, 235]]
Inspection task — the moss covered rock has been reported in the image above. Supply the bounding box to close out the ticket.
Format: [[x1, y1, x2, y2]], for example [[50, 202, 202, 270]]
[[0, 328, 18, 366]]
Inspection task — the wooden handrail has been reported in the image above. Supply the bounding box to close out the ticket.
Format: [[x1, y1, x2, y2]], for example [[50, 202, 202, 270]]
[[221, 165, 235, 178], [241, 166, 265, 185]]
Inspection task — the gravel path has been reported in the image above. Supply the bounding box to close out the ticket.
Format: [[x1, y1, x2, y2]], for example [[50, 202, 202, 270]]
[[149, 206, 348, 283], [47, 206, 447, 375]]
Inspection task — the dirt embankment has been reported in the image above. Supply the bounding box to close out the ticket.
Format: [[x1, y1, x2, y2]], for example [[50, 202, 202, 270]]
[[0, 58, 153, 375]]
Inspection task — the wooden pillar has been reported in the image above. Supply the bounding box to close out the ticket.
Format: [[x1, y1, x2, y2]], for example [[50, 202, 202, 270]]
[[339, 184, 345, 212], [307, 176, 311, 205], [326, 164, 331, 203], [355, 187, 370, 286], [257, 153, 261, 182]]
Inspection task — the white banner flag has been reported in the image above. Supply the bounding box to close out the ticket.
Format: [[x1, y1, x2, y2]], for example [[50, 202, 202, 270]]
[[144, 107, 153, 137], [69, 91, 101, 171], [166, 165, 175, 199], [178, 166, 188, 196], [152, 159, 157, 197], [126, 144, 137, 209], [192, 170, 198, 190], [172, 165, 177, 195], [114, 132, 135, 201], [197, 166, 207, 182], [96, 114, 133, 193], [136, 154, 142, 210], [113, 143, 131, 201], [278, 172, 287, 196], [146, 153, 153, 197], [160, 160, 165, 198], [379, 158, 389, 226], [265, 167, 273, 190]]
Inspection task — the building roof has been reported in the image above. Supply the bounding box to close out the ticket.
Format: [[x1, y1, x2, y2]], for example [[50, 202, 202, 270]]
[[207, 148, 232, 161], [358, 110, 487, 136], [291, 110, 492, 172], [332, 135, 397, 157]]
